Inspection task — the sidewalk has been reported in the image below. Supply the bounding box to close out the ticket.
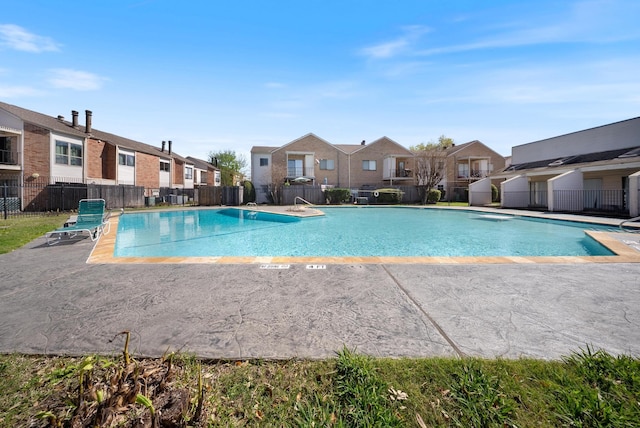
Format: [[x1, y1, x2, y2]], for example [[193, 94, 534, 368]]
[[1, 233, 639, 360]]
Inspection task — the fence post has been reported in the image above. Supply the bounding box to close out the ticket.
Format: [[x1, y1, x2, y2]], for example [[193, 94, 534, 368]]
[[3, 183, 7, 220], [121, 185, 125, 210], [61, 183, 65, 212]]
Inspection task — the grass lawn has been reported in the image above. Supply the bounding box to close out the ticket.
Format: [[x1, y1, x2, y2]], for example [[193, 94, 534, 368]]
[[0, 215, 66, 254], [1, 346, 639, 427]]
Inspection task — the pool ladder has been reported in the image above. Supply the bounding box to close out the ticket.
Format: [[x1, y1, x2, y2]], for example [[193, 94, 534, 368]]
[[619, 216, 640, 233], [294, 196, 314, 211]]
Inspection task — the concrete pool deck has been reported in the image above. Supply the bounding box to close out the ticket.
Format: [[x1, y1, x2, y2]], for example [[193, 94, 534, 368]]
[[1, 206, 640, 360]]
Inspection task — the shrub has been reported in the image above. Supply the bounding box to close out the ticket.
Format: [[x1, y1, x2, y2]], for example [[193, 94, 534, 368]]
[[375, 188, 404, 204], [324, 188, 351, 204], [426, 189, 441, 204], [243, 180, 256, 203], [491, 184, 499, 202]]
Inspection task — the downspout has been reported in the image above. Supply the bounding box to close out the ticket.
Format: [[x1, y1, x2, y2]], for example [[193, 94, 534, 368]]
[[348, 152, 351, 188]]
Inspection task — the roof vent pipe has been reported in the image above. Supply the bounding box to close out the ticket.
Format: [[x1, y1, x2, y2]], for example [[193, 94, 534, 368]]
[[57, 115, 64, 121], [161, 141, 166, 152], [361, 140, 366, 145], [168, 140, 172, 155], [85, 110, 92, 133], [71, 110, 79, 128]]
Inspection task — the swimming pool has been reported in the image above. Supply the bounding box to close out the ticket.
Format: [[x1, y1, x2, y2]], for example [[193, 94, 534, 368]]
[[114, 207, 615, 258]]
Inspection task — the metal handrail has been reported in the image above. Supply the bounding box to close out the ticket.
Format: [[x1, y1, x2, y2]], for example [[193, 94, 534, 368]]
[[619, 216, 640, 233], [294, 196, 314, 209]]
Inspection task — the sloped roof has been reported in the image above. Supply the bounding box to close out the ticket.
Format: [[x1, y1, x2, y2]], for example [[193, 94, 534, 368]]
[[89, 127, 168, 158], [0, 101, 87, 138], [0, 101, 191, 162], [444, 140, 477, 155], [504, 146, 640, 172], [275, 132, 338, 153], [186, 156, 218, 171], [333, 144, 362, 154], [251, 146, 279, 153]]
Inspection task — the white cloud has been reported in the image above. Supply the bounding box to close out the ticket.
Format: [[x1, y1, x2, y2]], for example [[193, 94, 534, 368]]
[[47, 69, 107, 91], [415, 0, 640, 57], [0, 24, 60, 52], [0, 85, 42, 97], [359, 25, 430, 59]]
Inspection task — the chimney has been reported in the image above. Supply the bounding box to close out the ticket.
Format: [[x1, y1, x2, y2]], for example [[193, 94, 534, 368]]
[[71, 110, 79, 128], [168, 140, 172, 155], [361, 140, 366, 145], [57, 115, 65, 121], [161, 141, 166, 152], [85, 110, 92, 133]]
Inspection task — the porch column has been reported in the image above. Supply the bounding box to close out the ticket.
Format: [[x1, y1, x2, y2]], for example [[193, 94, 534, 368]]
[[548, 169, 582, 212]]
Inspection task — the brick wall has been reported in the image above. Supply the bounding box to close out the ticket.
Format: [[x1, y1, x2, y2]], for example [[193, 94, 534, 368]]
[[86, 138, 116, 180], [173, 160, 184, 186], [22, 123, 50, 179], [446, 142, 506, 187], [349, 138, 411, 188], [270, 135, 416, 189], [272, 135, 342, 186], [136, 152, 159, 189]]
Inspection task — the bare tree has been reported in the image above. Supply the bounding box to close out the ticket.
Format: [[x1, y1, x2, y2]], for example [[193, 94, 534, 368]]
[[411, 135, 453, 204], [268, 162, 287, 205]]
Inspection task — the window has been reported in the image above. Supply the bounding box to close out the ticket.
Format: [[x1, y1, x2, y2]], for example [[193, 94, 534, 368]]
[[362, 160, 376, 171], [55, 140, 83, 166], [0, 136, 12, 164], [160, 160, 170, 172], [118, 153, 135, 166], [185, 166, 193, 179], [200, 171, 207, 183], [458, 163, 469, 178], [288, 159, 303, 176], [319, 159, 334, 170], [260, 158, 269, 166]]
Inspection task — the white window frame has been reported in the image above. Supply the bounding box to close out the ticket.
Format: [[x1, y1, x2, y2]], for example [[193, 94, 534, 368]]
[[362, 160, 377, 171], [319, 159, 334, 170], [55, 140, 83, 166], [118, 152, 135, 166]]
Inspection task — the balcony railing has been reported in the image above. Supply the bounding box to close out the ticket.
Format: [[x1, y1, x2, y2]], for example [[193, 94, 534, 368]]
[[287, 167, 314, 178], [457, 169, 490, 179], [386, 169, 413, 179], [0, 149, 18, 165]]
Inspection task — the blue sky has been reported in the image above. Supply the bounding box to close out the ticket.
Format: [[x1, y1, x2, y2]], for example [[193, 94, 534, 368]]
[[1, 0, 639, 170]]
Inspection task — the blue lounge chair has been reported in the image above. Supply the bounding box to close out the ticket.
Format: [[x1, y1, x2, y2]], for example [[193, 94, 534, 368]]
[[47, 199, 111, 245]]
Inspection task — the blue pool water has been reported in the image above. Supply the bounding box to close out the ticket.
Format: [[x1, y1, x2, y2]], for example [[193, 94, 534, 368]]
[[114, 207, 615, 258]]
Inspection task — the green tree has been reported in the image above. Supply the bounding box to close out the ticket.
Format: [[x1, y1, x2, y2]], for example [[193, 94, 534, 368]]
[[209, 150, 247, 186], [410, 135, 453, 204]]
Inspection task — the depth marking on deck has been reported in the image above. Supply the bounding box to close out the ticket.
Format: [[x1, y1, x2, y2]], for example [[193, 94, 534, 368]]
[[306, 264, 327, 270], [260, 264, 291, 270]]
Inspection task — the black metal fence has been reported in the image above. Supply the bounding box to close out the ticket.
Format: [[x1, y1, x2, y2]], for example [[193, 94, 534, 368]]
[[502, 191, 548, 209], [0, 174, 242, 219], [502, 189, 632, 215], [553, 189, 627, 214]]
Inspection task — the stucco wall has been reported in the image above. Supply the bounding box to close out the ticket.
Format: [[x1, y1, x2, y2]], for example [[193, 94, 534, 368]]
[[512, 117, 640, 165]]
